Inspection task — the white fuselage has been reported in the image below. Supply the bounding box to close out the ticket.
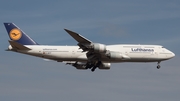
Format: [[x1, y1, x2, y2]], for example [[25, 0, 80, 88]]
[[13, 44, 175, 63], [4, 23, 175, 71]]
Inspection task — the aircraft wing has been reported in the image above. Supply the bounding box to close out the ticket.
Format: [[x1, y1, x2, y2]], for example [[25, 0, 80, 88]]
[[64, 29, 93, 52], [64, 29, 109, 72], [64, 29, 92, 44], [63, 61, 87, 70]]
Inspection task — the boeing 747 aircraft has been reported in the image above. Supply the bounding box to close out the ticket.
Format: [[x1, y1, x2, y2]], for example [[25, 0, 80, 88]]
[[4, 23, 175, 72]]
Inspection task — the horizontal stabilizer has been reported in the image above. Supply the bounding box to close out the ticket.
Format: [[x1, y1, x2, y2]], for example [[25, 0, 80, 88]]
[[8, 40, 31, 50]]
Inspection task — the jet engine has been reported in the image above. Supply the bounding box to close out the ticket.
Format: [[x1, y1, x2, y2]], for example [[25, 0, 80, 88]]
[[90, 43, 106, 53], [106, 51, 122, 59], [98, 62, 111, 69], [72, 62, 87, 70]]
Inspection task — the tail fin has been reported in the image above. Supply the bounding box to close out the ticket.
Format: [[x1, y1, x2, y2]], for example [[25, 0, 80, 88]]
[[4, 23, 38, 45]]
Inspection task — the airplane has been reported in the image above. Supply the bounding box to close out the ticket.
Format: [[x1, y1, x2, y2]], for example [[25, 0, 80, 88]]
[[3, 23, 175, 72]]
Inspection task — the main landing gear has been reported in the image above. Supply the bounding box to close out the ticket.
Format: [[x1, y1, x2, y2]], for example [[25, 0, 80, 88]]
[[157, 62, 161, 69], [85, 61, 101, 72], [91, 67, 96, 72]]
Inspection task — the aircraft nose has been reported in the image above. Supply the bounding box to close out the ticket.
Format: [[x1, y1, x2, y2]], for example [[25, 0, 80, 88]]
[[168, 51, 175, 59], [165, 49, 175, 59], [171, 52, 175, 58]]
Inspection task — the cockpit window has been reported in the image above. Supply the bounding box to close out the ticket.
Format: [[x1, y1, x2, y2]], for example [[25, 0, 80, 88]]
[[162, 46, 164, 48]]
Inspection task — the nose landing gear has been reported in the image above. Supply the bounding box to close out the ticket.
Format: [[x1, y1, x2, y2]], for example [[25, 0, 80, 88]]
[[157, 62, 161, 69]]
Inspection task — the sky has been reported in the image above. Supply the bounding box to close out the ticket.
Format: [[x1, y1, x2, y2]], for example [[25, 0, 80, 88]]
[[0, 0, 180, 101]]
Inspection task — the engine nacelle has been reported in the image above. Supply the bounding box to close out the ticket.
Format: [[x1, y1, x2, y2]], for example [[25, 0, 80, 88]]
[[106, 51, 122, 59], [91, 43, 106, 53], [72, 62, 87, 70], [98, 63, 111, 69]]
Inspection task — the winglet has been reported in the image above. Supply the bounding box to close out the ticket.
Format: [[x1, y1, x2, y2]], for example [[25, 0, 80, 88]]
[[64, 29, 92, 44]]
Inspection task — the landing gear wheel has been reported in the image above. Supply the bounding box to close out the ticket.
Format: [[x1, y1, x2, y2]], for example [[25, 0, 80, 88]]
[[157, 65, 161, 69], [91, 61, 101, 72], [91, 67, 96, 72], [157, 61, 161, 69], [85, 63, 93, 69], [91, 65, 98, 72]]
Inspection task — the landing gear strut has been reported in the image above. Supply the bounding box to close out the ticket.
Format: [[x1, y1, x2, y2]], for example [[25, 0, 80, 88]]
[[85, 62, 93, 69], [157, 62, 161, 69], [91, 61, 101, 72]]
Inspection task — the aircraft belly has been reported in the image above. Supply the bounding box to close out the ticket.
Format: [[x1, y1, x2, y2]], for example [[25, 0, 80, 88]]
[[50, 52, 87, 62]]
